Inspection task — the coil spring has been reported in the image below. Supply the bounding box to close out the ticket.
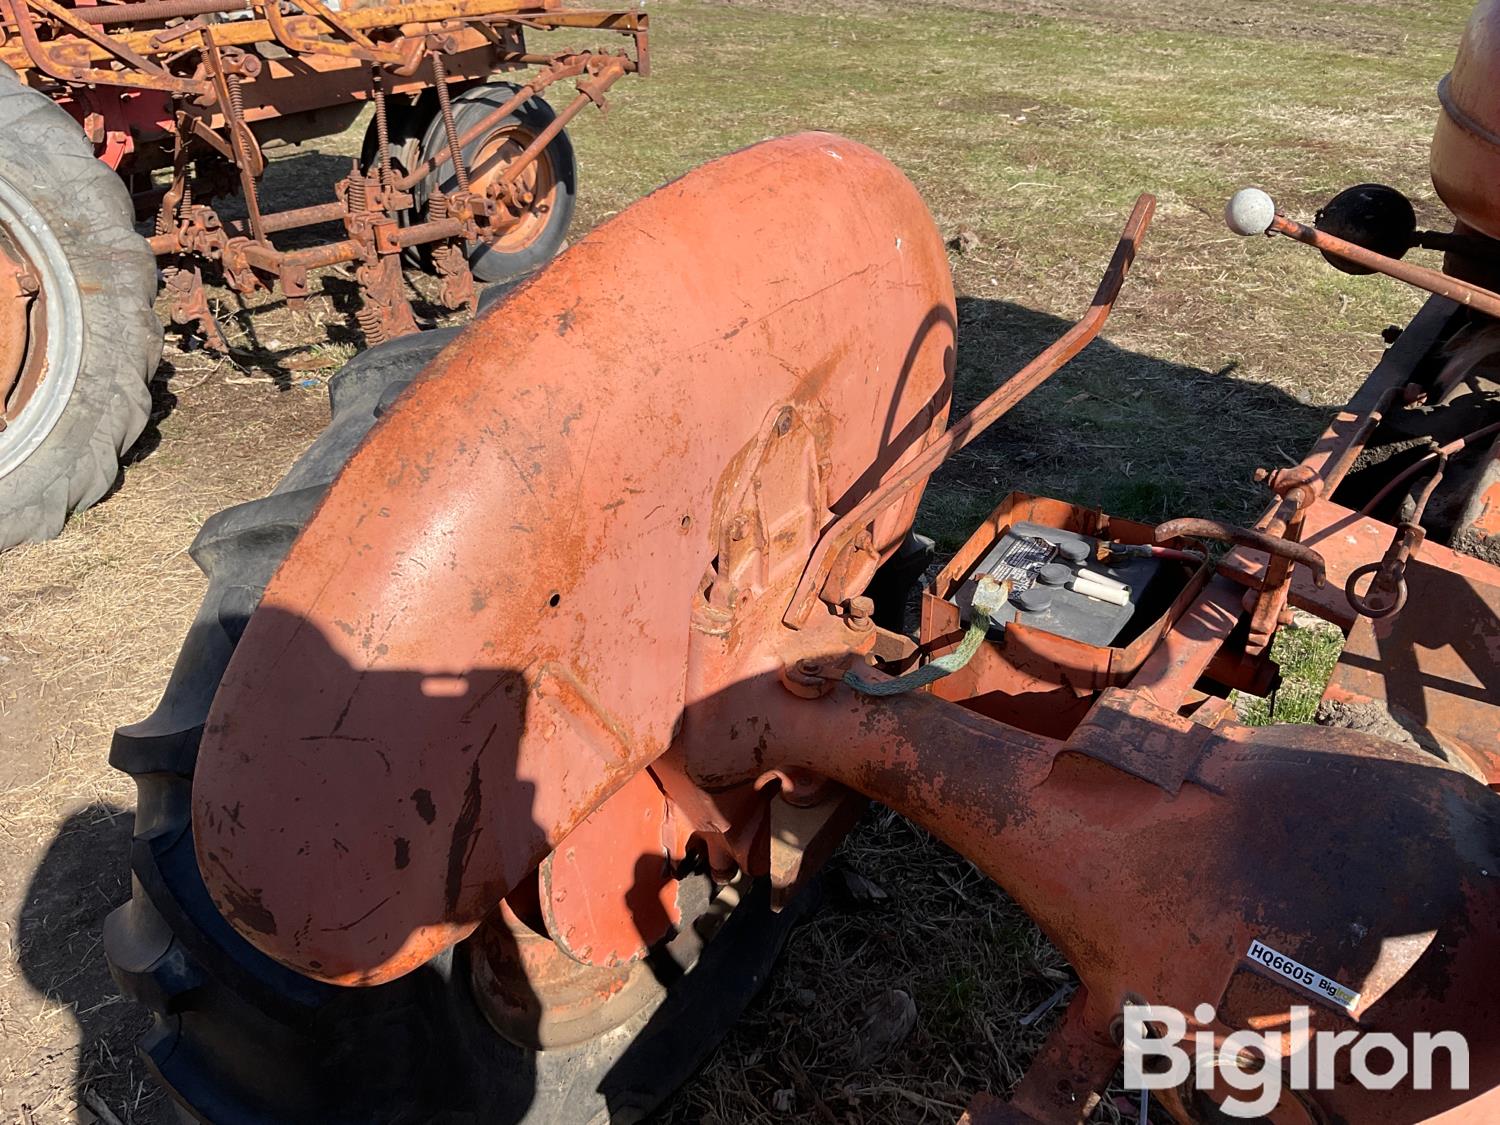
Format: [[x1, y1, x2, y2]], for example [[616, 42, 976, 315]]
[[371, 67, 393, 190], [355, 302, 388, 346], [430, 52, 469, 191], [226, 73, 245, 122]]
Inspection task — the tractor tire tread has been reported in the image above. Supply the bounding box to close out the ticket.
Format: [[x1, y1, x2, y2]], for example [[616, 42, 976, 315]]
[[0, 74, 161, 550]]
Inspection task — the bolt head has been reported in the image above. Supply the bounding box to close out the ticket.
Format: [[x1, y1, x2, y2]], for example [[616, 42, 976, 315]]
[[844, 595, 875, 629]]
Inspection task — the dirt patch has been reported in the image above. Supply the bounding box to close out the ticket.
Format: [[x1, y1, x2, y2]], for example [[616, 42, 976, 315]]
[[936, 93, 1070, 125]]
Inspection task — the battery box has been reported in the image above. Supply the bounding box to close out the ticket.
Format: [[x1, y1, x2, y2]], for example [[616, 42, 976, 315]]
[[919, 493, 1210, 736]]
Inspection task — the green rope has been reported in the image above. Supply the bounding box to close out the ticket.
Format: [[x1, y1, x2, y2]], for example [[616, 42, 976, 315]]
[[844, 575, 1009, 697]]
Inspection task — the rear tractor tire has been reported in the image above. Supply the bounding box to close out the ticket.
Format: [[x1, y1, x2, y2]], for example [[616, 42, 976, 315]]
[[105, 330, 817, 1124], [0, 73, 161, 550]]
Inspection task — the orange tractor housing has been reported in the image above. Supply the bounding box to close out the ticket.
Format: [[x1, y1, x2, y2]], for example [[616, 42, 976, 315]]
[[108, 5, 1500, 1124]]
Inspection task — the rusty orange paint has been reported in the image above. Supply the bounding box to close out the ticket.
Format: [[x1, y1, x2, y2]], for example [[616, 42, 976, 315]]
[[539, 766, 680, 968], [192, 132, 957, 985], [1222, 498, 1500, 631], [1324, 559, 1500, 783], [0, 243, 39, 425], [677, 652, 1500, 1123], [1471, 478, 1500, 537]]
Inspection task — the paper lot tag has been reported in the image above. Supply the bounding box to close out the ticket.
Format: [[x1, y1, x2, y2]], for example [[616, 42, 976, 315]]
[[1246, 939, 1362, 1013]]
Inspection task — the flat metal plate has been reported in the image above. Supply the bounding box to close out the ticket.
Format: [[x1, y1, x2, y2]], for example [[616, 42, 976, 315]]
[[1326, 558, 1500, 777]]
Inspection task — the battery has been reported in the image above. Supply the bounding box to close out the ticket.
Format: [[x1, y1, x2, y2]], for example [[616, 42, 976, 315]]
[[951, 521, 1164, 648]]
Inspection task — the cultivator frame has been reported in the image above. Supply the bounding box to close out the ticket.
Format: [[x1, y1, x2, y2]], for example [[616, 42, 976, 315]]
[[0, 0, 647, 343]]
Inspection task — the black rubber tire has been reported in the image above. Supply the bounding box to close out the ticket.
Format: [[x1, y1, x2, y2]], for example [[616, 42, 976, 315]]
[[105, 329, 816, 1124], [413, 83, 577, 284], [0, 73, 161, 550], [359, 90, 439, 270]]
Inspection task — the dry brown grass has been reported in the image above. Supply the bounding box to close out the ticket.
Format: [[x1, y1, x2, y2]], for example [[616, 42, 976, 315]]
[[0, 0, 1473, 1120]]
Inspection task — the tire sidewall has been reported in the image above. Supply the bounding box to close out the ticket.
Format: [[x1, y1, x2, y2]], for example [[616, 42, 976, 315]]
[[416, 84, 577, 284], [0, 76, 160, 541]]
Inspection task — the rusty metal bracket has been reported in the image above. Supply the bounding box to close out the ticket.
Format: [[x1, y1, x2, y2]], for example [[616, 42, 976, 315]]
[[1061, 689, 1224, 797], [200, 31, 269, 240], [1345, 454, 1447, 620], [256, 0, 413, 65], [783, 193, 1157, 628], [1158, 514, 1327, 655], [162, 264, 229, 352], [1, 0, 214, 95], [354, 254, 419, 345]]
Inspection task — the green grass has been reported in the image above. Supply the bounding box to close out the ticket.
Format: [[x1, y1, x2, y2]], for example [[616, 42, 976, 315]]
[[1237, 616, 1347, 726]]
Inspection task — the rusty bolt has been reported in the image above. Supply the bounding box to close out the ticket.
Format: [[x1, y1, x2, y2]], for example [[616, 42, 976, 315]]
[[773, 406, 794, 436], [844, 595, 875, 631], [781, 657, 834, 699], [1252, 467, 1270, 484], [729, 514, 750, 542]]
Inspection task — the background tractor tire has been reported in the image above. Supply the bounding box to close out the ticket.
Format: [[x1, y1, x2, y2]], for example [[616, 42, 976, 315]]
[[413, 83, 577, 284], [0, 73, 161, 550], [359, 89, 440, 269], [105, 327, 818, 1125]]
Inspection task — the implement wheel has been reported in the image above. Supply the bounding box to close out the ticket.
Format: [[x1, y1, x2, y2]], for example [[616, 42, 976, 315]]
[[414, 83, 577, 284], [105, 329, 815, 1124], [0, 73, 160, 550]]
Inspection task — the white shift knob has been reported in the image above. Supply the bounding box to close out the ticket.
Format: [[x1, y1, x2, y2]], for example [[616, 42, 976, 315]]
[[1225, 187, 1276, 236]]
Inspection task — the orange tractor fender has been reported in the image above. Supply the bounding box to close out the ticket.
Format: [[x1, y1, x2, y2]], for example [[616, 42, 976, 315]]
[[193, 131, 957, 984]]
